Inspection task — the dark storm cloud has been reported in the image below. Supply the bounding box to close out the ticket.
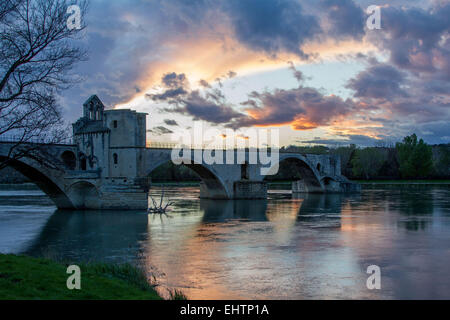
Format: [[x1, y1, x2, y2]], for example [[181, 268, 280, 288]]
[[146, 72, 189, 101], [165, 90, 244, 124], [301, 134, 380, 147], [227, 71, 237, 78], [163, 119, 178, 126], [423, 80, 450, 95], [224, 0, 321, 59], [346, 63, 408, 99], [230, 85, 358, 130], [59, 0, 447, 147], [320, 0, 365, 40], [374, 3, 450, 74], [198, 79, 211, 88], [147, 126, 174, 135], [288, 61, 304, 83], [59, 0, 368, 120], [60, 0, 172, 118], [388, 99, 450, 123], [416, 121, 450, 144], [147, 87, 188, 101], [151, 72, 244, 124], [161, 72, 188, 88], [339, 2, 450, 144]]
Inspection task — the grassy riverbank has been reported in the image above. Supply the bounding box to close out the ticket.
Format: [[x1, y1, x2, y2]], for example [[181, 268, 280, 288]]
[[0, 254, 164, 300]]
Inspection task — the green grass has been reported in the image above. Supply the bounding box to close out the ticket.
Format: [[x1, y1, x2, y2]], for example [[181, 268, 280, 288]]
[[0, 254, 164, 300]]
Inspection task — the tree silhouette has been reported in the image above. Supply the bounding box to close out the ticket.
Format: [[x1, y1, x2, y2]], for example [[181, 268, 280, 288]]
[[396, 134, 433, 178]]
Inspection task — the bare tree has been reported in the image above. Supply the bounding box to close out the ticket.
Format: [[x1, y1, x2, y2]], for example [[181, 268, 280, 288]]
[[148, 185, 174, 215], [0, 0, 87, 169]]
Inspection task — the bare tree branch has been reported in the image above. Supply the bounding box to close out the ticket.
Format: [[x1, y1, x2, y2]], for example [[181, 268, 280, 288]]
[[0, 0, 88, 167]]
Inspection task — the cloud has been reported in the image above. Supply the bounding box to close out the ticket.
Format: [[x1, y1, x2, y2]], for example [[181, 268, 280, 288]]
[[147, 126, 174, 135], [371, 3, 450, 76], [341, 2, 450, 143], [150, 72, 244, 124], [320, 0, 365, 40], [227, 70, 237, 78], [59, 0, 448, 147], [146, 72, 189, 101], [166, 90, 244, 124], [147, 87, 188, 101], [62, 0, 376, 116], [231, 85, 358, 130], [288, 61, 305, 83], [346, 63, 408, 99], [161, 72, 188, 88], [163, 119, 179, 126], [199, 79, 211, 88], [224, 0, 321, 59], [300, 134, 380, 147]]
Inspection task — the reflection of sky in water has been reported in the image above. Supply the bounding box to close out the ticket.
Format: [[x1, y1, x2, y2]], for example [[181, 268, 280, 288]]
[[1, 184, 450, 299]]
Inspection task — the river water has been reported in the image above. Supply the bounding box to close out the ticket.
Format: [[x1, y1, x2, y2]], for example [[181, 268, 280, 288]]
[[0, 183, 449, 299]]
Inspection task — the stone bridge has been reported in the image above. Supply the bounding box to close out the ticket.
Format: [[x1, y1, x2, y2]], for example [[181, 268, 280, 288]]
[[147, 148, 359, 199], [0, 95, 359, 210]]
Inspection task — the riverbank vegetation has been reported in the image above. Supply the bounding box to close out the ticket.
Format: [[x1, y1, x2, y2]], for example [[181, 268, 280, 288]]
[[0, 254, 163, 300]]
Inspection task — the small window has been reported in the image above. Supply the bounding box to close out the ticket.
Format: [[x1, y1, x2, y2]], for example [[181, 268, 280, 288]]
[[317, 163, 321, 172], [113, 120, 118, 128], [241, 162, 249, 180], [113, 153, 118, 165], [80, 158, 87, 170]]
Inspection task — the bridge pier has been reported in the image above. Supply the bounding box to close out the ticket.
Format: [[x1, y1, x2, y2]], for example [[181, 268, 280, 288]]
[[199, 181, 229, 199], [233, 180, 267, 199], [292, 180, 324, 194], [292, 178, 361, 194], [96, 184, 148, 210]]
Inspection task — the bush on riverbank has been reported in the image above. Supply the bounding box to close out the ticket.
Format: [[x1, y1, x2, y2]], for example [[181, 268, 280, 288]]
[[0, 254, 163, 300]]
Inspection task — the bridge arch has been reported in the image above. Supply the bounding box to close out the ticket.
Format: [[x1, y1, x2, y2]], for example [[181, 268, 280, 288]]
[[0, 155, 75, 209], [264, 154, 324, 192], [146, 158, 231, 199], [320, 176, 342, 192], [67, 181, 100, 209]]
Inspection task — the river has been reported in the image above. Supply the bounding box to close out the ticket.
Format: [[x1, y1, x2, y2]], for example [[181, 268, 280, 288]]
[[0, 183, 449, 299]]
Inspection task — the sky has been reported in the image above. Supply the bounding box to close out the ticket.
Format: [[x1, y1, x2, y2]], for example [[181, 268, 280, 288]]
[[62, 0, 450, 147]]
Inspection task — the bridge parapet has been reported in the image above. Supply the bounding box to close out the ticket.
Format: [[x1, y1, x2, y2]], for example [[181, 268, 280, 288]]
[[64, 169, 101, 179]]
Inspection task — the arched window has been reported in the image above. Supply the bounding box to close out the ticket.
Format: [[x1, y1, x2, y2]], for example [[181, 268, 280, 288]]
[[316, 163, 321, 172], [113, 153, 118, 165], [113, 120, 118, 128]]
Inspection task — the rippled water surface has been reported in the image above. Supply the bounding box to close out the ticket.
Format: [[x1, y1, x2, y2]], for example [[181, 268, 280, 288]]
[[1, 183, 450, 299]]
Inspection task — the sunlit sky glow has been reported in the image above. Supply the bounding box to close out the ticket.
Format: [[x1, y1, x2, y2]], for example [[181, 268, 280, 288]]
[[62, 0, 450, 146]]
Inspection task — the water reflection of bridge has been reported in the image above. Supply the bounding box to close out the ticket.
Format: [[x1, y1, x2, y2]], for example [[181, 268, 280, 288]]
[[23, 193, 354, 261]]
